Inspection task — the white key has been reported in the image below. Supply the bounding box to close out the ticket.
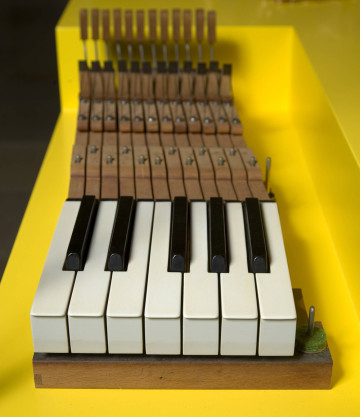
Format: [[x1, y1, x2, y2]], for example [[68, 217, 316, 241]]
[[220, 202, 258, 355], [256, 202, 296, 356], [183, 202, 219, 355], [107, 201, 154, 353], [68, 201, 117, 353], [30, 201, 80, 353], [144, 202, 182, 354]]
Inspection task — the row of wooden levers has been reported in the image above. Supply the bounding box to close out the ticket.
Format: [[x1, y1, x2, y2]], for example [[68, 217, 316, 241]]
[[71, 8, 270, 202]]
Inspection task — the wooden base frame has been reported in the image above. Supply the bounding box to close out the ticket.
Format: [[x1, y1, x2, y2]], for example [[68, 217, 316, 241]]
[[32, 289, 333, 389]]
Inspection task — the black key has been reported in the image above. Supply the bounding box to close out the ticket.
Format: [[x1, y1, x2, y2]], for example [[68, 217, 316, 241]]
[[169, 197, 189, 273], [64, 195, 98, 271], [106, 196, 135, 271], [243, 198, 269, 273], [208, 197, 229, 273]]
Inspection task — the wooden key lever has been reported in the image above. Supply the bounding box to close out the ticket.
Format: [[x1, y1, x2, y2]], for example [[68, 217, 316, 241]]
[[64, 195, 98, 271]]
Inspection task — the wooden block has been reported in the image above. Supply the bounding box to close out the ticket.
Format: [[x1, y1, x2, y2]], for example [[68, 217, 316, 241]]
[[103, 132, 117, 146], [249, 181, 270, 200], [131, 100, 145, 132], [161, 133, 175, 147], [179, 147, 203, 200], [174, 133, 189, 147], [169, 101, 187, 133], [217, 134, 233, 148], [210, 101, 230, 134], [182, 100, 201, 133], [194, 73, 206, 102], [32, 289, 333, 390], [68, 144, 86, 199], [132, 133, 146, 146], [157, 100, 174, 133], [202, 134, 218, 148], [103, 70, 116, 100], [219, 72, 232, 103], [118, 132, 132, 147], [206, 73, 220, 102], [149, 146, 170, 200], [101, 144, 118, 199], [75, 131, 88, 145], [77, 98, 90, 131], [119, 145, 135, 197], [238, 147, 263, 181], [88, 131, 102, 147], [147, 133, 161, 146], [117, 99, 131, 132], [130, 71, 142, 100], [196, 101, 216, 134], [104, 98, 116, 131], [85, 143, 101, 199], [133, 146, 152, 199], [208, 148, 236, 201], [231, 135, 246, 148], [90, 70, 103, 99], [117, 70, 129, 100], [188, 133, 204, 148], [163, 147, 186, 199], [180, 72, 193, 101], [194, 147, 218, 200], [155, 72, 167, 100], [225, 147, 251, 200], [79, 69, 91, 99], [90, 98, 104, 132], [223, 103, 243, 135], [143, 100, 159, 132]]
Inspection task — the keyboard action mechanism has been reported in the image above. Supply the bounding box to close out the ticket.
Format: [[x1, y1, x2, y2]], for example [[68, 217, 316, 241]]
[[30, 8, 332, 389]]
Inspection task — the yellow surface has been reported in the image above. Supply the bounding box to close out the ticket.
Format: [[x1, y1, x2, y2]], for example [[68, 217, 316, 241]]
[[1, 1, 360, 416]]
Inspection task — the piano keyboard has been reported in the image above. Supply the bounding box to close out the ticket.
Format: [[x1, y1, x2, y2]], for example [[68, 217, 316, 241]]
[[31, 197, 296, 356], [30, 7, 297, 359]]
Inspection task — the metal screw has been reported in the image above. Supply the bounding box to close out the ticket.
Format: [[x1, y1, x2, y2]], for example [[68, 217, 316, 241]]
[[120, 115, 129, 122], [138, 155, 145, 164], [249, 156, 256, 166], [265, 157, 271, 191], [80, 98, 88, 104], [122, 146, 129, 154], [155, 156, 161, 165], [204, 117, 213, 124], [175, 116, 184, 123], [218, 116, 226, 123], [78, 114, 86, 121], [307, 306, 315, 337], [199, 147, 205, 155], [106, 99, 114, 104], [121, 99, 128, 105], [75, 154, 81, 163], [169, 147, 175, 155], [92, 115, 100, 121], [162, 116, 170, 122], [225, 102, 231, 107], [106, 115, 114, 121], [229, 148, 236, 156], [172, 100, 179, 106], [146, 98, 154, 105], [189, 115, 198, 123], [106, 155, 113, 164], [147, 116, 156, 122], [134, 116, 142, 122], [90, 145, 97, 153], [232, 117, 240, 124], [185, 100, 192, 106], [211, 100, 220, 106], [218, 156, 225, 166], [134, 99, 141, 105], [186, 156, 192, 165], [198, 101, 206, 106], [94, 98, 102, 104]]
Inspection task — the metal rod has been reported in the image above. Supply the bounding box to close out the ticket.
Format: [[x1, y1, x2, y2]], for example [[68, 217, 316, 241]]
[[185, 43, 191, 61], [162, 44, 168, 64], [174, 43, 179, 62], [127, 44, 133, 62], [265, 157, 271, 191], [139, 44, 144, 64], [307, 306, 315, 337], [116, 43, 122, 60], [83, 41, 87, 62], [151, 43, 157, 67]]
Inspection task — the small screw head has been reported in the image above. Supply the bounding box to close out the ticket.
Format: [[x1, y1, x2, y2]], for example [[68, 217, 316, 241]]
[[225, 101, 232, 107], [133, 99, 141, 106], [218, 156, 225, 166], [134, 116, 142, 122], [172, 100, 180, 106], [198, 101, 206, 106], [162, 116, 170, 122], [90, 145, 98, 153], [78, 114, 86, 121], [138, 155, 145, 164], [229, 148, 236, 156], [199, 147, 205, 155], [106, 154, 113, 164], [147, 116, 156, 122], [211, 100, 220, 106], [186, 156, 192, 165], [189, 115, 198, 123], [232, 118, 240, 124], [122, 146, 129, 154], [94, 98, 102, 104], [120, 115, 129, 122], [75, 154, 81, 163], [146, 98, 154, 105], [175, 116, 184, 123], [92, 115, 101, 121], [218, 116, 226, 123], [169, 147, 175, 155], [249, 156, 256, 166], [185, 100, 192, 106], [121, 99, 128, 105], [106, 115, 114, 121], [155, 156, 161, 165], [204, 117, 213, 124], [106, 99, 114, 104], [80, 98, 88, 104]]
